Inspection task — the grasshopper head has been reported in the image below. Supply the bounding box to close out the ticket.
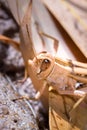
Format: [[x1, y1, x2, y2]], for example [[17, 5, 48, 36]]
[[28, 52, 55, 79]]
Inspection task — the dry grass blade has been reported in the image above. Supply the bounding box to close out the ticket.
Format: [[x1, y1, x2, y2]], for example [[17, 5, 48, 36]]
[[41, 0, 87, 58], [7, 0, 30, 25]]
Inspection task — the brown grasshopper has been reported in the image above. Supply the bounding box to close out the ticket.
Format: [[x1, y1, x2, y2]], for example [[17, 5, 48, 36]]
[[0, 0, 87, 112], [28, 51, 87, 110]]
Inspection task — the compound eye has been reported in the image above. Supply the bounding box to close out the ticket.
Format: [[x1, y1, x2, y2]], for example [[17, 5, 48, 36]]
[[40, 59, 51, 72]]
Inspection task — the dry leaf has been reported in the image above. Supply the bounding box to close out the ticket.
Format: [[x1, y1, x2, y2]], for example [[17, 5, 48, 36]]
[[49, 88, 87, 130]]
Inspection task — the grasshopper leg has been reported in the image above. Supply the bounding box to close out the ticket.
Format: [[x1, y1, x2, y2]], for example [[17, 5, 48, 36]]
[[58, 89, 86, 108], [12, 80, 47, 101], [39, 32, 59, 52], [58, 89, 86, 121], [35, 23, 59, 52], [58, 89, 86, 99], [18, 69, 28, 83], [0, 35, 20, 51], [69, 90, 86, 121], [70, 90, 86, 111]]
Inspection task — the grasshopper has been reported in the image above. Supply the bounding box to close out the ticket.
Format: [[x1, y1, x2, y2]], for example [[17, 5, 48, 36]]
[[28, 51, 87, 110], [0, 0, 87, 112]]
